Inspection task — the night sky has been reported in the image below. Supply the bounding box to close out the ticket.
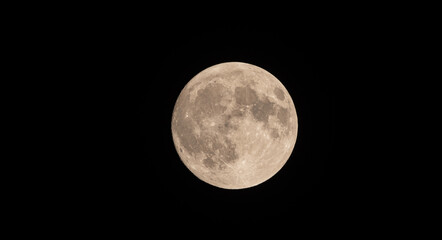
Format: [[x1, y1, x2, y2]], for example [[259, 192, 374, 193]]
[[70, 16, 380, 232], [138, 26, 337, 228]]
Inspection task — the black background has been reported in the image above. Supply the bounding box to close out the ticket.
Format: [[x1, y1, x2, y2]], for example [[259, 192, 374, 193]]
[[12, 3, 427, 235], [145, 29, 334, 224], [62, 12, 385, 233], [137, 26, 340, 228]]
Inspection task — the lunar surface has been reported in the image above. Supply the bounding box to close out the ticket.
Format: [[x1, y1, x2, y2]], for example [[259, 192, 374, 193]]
[[171, 62, 298, 189]]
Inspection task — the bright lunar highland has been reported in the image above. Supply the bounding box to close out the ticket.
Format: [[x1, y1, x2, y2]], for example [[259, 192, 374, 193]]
[[171, 62, 298, 189]]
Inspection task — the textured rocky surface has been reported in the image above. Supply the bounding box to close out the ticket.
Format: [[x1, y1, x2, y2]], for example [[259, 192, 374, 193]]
[[172, 62, 298, 189]]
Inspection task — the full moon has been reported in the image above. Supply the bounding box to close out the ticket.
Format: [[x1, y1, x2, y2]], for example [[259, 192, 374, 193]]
[[171, 62, 298, 189]]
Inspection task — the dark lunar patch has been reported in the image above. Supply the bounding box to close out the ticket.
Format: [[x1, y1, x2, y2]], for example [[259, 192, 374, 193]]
[[217, 114, 239, 133], [277, 107, 289, 126], [203, 158, 216, 169], [217, 122, 229, 133], [230, 109, 244, 118], [218, 138, 238, 163], [251, 98, 275, 123], [194, 83, 228, 120], [274, 87, 285, 101], [234, 86, 258, 106], [271, 128, 279, 139], [180, 148, 183, 153], [197, 134, 238, 164]]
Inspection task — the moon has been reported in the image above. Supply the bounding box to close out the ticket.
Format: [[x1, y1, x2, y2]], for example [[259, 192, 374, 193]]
[[171, 62, 298, 189]]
